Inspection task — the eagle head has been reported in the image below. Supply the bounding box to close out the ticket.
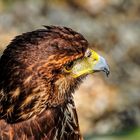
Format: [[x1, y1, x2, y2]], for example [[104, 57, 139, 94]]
[[0, 26, 109, 123]]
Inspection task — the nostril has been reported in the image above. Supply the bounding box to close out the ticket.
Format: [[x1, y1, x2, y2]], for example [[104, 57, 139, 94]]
[[85, 50, 91, 57]]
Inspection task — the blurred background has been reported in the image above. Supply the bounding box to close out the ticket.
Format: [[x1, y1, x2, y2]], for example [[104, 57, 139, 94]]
[[0, 0, 140, 139]]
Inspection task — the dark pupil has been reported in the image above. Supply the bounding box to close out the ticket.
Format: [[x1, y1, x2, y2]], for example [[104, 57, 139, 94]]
[[66, 61, 74, 69]]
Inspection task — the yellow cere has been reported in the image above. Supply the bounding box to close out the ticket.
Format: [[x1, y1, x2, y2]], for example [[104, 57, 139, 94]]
[[71, 49, 100, 78]]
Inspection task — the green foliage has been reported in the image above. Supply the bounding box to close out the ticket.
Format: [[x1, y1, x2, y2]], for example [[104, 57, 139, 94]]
[[85, 128, 140, 140]]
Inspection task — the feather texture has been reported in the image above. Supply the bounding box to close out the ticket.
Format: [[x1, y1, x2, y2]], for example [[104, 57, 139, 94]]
[[0, 26, 88, 140]]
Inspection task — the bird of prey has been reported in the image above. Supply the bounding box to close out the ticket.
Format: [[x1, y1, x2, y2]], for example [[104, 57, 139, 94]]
[[0, 26, 109, 140]]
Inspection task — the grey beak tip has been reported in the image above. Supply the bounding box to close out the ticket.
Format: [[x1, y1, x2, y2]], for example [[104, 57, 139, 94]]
[[106, 71, 110, 77], [103, 67, 110, 77]]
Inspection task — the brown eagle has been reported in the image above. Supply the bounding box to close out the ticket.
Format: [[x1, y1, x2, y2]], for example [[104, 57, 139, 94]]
[[0, 26, 109, 140]]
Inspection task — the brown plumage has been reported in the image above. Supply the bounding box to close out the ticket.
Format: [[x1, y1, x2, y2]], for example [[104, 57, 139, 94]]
[[0, 26, 88, 140]]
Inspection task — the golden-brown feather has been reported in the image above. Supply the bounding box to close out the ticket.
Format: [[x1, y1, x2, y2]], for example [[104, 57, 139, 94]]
[[0, 26, 88, 139]]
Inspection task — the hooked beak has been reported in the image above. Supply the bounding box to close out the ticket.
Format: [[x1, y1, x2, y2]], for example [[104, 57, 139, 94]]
[[93, 56, 110, 77], [65, 49, 110, 78]]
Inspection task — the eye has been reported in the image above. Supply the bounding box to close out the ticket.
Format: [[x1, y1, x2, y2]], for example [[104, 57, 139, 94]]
[[65, 61, 74, 71], [85, 50, 91, 57]]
